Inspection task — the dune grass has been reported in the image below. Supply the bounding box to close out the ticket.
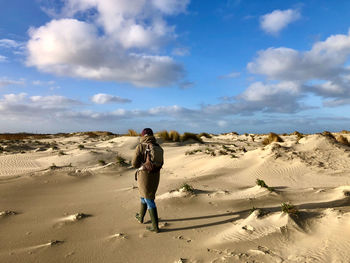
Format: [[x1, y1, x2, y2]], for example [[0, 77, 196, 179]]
[[262, 132, 283, 145], [322, 131, 336, 139], [198, 132, 212, 138], [127, 129, 139, 136], [292, 131, 303, 139], [50, 163, 58, 170], [336, 135, 350, 146], [181, 132, 203, 143], [185, 149, 202, 155], [256, 179, 274, 192], [169, 130, 181, 142], [156, 130, 182, 142], [157, 130, 170, 141], [281, 202, 298, 215], [98, 160, 106, 166], [116, 155, 128, 166], [0, 133, 50, 140], [180, 183, 195, 194]]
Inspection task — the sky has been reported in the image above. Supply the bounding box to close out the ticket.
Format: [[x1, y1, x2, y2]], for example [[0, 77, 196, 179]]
[[1, 0, 350, 134]]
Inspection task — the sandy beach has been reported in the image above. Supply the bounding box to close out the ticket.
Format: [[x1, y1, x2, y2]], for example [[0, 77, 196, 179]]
[[1, 131, 350, 263]]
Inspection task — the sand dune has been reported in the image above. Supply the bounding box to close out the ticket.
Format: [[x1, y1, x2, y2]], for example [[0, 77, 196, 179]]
[[1, 131, 350, 262]]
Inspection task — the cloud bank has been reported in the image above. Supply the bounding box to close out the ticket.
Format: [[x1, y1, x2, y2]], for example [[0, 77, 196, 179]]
[[247, 29, 350, 107], [27, 0, 190, 87]]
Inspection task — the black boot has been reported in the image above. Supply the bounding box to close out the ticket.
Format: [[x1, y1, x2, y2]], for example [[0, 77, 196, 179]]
[[146, 208, 159, 233], [135, 203, 147, 224]]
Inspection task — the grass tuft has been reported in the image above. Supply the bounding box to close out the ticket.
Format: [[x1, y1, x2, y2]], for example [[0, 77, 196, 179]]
[[180, 183, 195, 194], [262, 132, 283, 145], [281, 202, 298, 215], [157, 130, 170, 141], [127, 129, 139, 136], [292, 131, 304, 140], [256, 178, 274, 192], [322, 131, 336, 140], [249, 207, 269, 217], [78, 144, 84, 150], [185, 149, 202, 155], [336, 135, 350, 146], [116, 155, 128, 166], [181, 132, 203, 143], [198, 132, 212, 138], [169, 130, 181, 142], [98, 160, 106, 165], [0, 133, 50, 140], [50, 163, 57, 170]]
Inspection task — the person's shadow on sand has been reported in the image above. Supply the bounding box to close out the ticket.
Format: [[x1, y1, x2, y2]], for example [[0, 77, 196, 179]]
[[159, 197, 350, 232]]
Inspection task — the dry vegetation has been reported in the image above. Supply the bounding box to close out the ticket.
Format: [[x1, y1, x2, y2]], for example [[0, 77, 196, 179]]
[[262, 132, 284, 145], [181, 132, 203, 143], [169, 130, 180, 142], [321, 131, 350, 146], [157, 130, 203, 143], [322, 131, 336, 139], [256, 179, 274, 192], [157, 130, 171, 141], [198, 132, 212, 138], [0, 133, 50, 140], [281, 202, 299, 216], [336, 135, 350, 146], [127, 129, 139, 136], [180, 183, 195, 194], [116, 155, 128, 166]]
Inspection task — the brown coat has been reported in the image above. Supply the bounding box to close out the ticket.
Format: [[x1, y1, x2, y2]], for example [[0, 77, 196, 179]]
[[132, 136, 160, 200]]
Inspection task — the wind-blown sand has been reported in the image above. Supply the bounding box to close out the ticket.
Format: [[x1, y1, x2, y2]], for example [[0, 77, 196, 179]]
[[0, 132, 350, 262]]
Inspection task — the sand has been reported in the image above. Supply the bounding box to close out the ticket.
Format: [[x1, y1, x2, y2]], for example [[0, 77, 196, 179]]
[[0, 131, 350, 262]]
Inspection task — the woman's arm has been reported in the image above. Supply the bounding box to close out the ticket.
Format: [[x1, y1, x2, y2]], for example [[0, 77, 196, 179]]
[[132, 144, 143, 168]]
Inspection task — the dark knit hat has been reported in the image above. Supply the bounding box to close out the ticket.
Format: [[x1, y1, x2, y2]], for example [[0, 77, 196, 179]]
[[141, 128, 153, 136]]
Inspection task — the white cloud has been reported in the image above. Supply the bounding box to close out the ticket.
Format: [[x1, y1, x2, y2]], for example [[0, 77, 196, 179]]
[[0, 55, 7, 62], [0, 92, 348, 133], [0, 78, 25, 88], [2, 93, 27, 103], [246, 29, 350, 107], [91, 93, 131, 104], [260, 9, 300, 35], [218, 71, 241, 79], [152, 0, 190, 14], [27, 0, 189, 87], [32, 80, 56, 86], [172, 47, 190, 56], [323, 98, 350, 107], [241, 81, 300, 102], [29, 95, 82, 108], [242, 28, 350, 109], [0, 39, 22, 48]]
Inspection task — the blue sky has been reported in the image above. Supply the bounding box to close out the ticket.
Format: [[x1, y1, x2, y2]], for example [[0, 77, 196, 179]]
[[1, 0, 350, 134]]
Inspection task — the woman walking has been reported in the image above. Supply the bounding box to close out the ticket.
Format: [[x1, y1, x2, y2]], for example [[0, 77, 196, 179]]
[[132, 128, 163, 233]]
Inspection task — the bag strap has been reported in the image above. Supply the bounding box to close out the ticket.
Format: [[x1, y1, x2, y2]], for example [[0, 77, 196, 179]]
[[142, 143, 151, 163]]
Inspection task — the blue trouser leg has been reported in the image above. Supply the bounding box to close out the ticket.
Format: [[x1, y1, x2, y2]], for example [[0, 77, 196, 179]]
[[140, 197, 156, 209]]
